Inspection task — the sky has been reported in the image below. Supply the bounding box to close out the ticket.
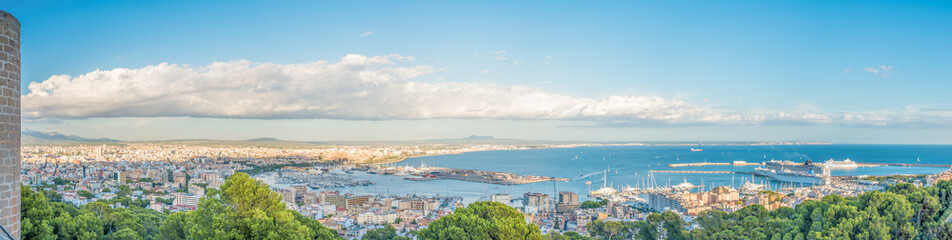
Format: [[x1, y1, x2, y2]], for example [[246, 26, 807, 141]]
[[4, 0, 952, 143]]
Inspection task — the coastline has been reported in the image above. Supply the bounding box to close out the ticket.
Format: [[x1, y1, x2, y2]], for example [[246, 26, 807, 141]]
[[370, 141, 835, 166]]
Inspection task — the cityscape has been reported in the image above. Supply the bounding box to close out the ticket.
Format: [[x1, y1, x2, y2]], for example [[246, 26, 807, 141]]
[[4, 1, 952, 240], [17, 141, 952, 239]]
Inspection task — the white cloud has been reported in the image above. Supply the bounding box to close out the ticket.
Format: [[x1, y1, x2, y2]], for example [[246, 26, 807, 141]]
[[480, 69, 491, 74], [22, 55, 949, 127], [864, 65, 894, 77], [483, 50, 506, 61], [360, 31, 374, 37]]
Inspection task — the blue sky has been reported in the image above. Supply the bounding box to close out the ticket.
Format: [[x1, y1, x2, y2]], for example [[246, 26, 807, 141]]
[[5, 0, 952, 143]]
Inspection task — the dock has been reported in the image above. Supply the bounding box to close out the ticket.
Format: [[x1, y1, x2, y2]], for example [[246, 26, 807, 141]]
[[856, 162, 952, 168], [650, 170, 737, 174], [668, 161, 763, 167], [668, 161, 951, 169]]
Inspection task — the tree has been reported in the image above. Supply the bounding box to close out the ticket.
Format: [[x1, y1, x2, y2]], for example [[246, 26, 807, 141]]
[[418, 201, 542, 240], [581, 199, 610, 209], [185, 172, 339, 239], [543, 231, 590, 240], [363, 224, 411, 240], [21, 185, 56, 240], [78, 190, 95, 199], [158, 212, 189, 240], [106, 227, 144, 240]]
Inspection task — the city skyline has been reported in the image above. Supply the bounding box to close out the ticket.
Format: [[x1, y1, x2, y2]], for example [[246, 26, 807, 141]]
[[6, 1, 952, 143]]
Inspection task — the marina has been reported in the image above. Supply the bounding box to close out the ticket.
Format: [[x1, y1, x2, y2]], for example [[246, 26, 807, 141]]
[[254, 145, 952, 204]]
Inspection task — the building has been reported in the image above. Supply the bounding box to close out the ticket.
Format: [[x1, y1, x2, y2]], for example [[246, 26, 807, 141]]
[[291, 185, 308, 203], [200, 172, 221, 183], [188, 184, 205, 196], [320, 191, 346, 210], [173, 172, 187, 189], [0, 10, 20, 239], [173, 194, 201, 207], [524, 192, 550, 212], [490, 194, 511, 206], [346, 195, 371, 209], [558, 191, 579, 205], [648, 193, 687, 213], [357, 211, 398, 225], [117, 171, 127, 185], [710, 186, 740, 203], [277, 189, 296, 206], [149, 170, 169, 183], [556, 191, 581, 213]]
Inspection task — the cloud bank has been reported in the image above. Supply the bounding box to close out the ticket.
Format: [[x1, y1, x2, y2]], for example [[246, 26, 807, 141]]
[[22, 55, 949, 127]]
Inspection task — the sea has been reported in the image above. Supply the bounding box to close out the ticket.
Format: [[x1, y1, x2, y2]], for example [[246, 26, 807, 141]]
[[262, 145, 952, 203]]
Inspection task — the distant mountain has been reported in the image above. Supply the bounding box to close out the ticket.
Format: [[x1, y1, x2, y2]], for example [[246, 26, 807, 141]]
[[22, 130, 119, 145], [19, 130, 832, 147], [461, 135, 494, 140], [245, 137, 281, 142]]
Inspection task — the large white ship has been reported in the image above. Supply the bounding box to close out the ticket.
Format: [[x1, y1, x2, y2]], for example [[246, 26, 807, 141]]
[[753, 167, 828, 184], [823, 158, 859, 169]]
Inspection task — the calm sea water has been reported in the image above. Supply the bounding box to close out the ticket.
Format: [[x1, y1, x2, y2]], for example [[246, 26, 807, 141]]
[[277, 145, 952, 203]]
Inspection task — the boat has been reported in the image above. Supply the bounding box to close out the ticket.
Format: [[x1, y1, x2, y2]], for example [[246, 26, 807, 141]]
[[690, 148, 703, 152], [740, 181, 765, 195], [823, 158, 858, 169], [590, 186, 617, 196], [753, 167, 827, 184]]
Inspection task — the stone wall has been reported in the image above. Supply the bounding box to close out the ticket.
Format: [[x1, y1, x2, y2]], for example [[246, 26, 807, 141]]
[[0, 10, 19, 240]]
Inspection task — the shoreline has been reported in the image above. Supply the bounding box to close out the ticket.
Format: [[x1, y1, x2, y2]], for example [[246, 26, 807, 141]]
[[371, 142, 837, 166]]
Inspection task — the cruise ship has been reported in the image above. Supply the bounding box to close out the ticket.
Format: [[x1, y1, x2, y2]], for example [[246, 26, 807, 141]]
[[753, 167, 828, 184], [823, 158, 859, 169], [690, 148, 703, 152]]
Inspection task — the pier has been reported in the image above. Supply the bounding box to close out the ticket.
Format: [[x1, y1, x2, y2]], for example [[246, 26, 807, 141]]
[[668, 161, 763, 167], [650, 170, 737, 174], [856, 162, 952, 168], [668, 161, 951, 169]]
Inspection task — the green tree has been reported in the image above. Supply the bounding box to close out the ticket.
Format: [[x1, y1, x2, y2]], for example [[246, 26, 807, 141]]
[[78, 190, 95, 199], [185, 172, 339, 239], [418, 201, 542, 240], [157, 212, 189, 240], [362, 224, 411, 240], [106, 227, 144, 240], [21, 185, 57, 240]]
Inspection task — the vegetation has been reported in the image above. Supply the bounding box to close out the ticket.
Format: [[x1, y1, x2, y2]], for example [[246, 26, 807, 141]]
[[580, 199, 610, 209], [578, 181, 952, 240], [52, 177, 75, 186], [362, 224, 412, 240], [22, 172, 340, 240], [685, 182, 952, 240], [542, 231, 589, 240], [21, 185, 167, 240], [417, 201, 542, 240], [77, 190, 95, 199]]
